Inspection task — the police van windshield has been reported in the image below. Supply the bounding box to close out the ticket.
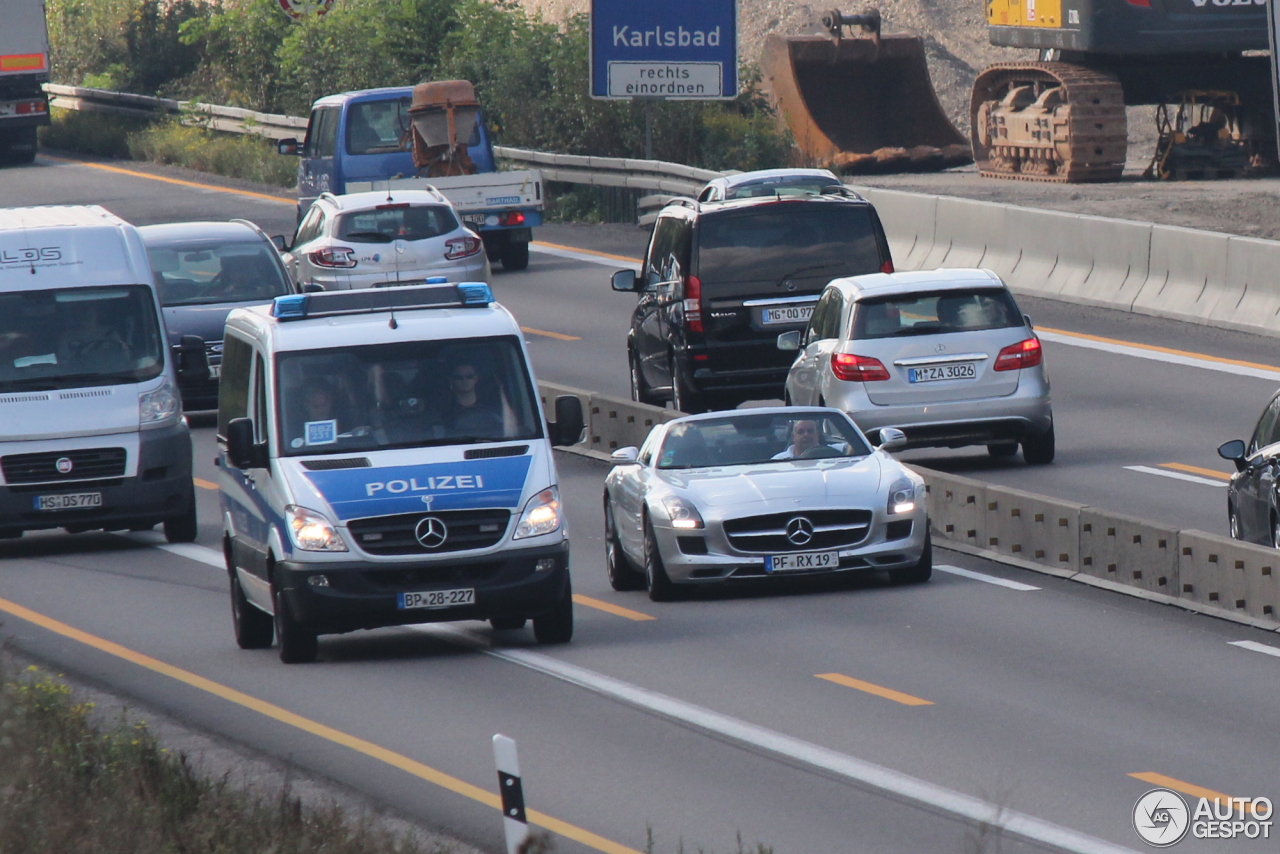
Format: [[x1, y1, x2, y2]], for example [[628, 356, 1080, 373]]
[[277, 335, 542, 456], [0, 285, 165, 391]]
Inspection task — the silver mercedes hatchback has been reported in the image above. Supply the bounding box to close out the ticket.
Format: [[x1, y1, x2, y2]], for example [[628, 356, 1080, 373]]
[[779, 268, 1054, 463]]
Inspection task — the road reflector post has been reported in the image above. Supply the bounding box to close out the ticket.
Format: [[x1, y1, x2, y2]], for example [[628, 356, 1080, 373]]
[[493, 733, 528, 854]]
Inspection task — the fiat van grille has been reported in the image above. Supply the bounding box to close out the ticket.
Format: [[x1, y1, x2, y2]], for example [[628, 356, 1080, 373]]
[[722, 509, 872, 553], [347, 509, 511, 555], [2, 448, 127, 484]]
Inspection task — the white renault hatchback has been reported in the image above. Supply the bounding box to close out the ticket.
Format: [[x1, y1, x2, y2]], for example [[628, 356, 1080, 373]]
[[779, 268, 1054, 464], [282, 190, 490, 290]]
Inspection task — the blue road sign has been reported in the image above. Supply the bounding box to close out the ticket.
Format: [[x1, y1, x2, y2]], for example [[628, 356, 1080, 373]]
[[590, 0, 738, 100]]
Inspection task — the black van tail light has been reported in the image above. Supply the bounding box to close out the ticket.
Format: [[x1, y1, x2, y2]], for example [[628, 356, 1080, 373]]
[[993, 337, 1043, 371], [684, 275, 704, 333], [881, 259, 895, 274]]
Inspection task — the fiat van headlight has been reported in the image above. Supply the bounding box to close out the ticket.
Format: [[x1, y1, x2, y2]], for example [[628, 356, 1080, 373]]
[[139, 379, 180, 425], [286, 505, 348, 552], [513, 487, 561, 539]]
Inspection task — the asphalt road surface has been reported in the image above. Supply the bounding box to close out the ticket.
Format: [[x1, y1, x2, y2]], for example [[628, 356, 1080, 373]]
[[0, 154, 1277, 854]]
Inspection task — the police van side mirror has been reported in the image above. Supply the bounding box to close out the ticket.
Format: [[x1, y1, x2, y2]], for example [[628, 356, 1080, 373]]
[[548, 395, 585, 447], [226, 418, 264, 469], [611, 270, 639, 292], [175, 335, 209, 381], [277, 138, 300, 156]]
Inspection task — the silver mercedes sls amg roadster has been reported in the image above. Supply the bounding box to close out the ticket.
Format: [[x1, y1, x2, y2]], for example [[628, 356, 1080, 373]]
[[602, 407, 930, 601]]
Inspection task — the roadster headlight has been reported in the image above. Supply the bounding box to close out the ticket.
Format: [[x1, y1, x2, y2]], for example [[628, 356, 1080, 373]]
[[514, 487, 561, 539], [286, 505, 347, 552], [661, 496, 704, 529], [887, 477, 916, 515]]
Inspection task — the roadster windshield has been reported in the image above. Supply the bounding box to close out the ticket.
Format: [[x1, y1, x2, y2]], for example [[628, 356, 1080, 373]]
[[656, 412, 871, 469]]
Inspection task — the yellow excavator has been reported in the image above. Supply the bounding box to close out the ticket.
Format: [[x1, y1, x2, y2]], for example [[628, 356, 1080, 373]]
[[972, 0, 1274, 181]]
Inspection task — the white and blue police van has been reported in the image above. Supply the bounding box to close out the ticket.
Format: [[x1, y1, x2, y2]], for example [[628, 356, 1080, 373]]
[[216, 282, 584, 663]]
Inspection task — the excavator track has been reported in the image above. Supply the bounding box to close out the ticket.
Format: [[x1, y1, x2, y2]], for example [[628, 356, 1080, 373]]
[[970, 62, 1127, 183]]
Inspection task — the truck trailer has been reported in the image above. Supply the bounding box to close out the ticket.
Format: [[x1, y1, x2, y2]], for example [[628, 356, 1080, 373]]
[[0, 0, 51, 164]]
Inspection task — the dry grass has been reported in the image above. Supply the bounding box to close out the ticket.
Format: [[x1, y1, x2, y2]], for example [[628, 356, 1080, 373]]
[[0, 663, 447, 854]]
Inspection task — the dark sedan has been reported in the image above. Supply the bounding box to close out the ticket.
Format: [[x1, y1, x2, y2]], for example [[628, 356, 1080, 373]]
[[1218, 388, 1280, 546], [139, 220, 295, 411]]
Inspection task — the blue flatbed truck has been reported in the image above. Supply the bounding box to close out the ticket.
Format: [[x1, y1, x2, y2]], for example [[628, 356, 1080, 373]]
[[278, 86, 543, 271]]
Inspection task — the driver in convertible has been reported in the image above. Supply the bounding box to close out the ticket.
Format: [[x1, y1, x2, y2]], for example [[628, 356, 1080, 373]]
[[772, 419, 849, 460]]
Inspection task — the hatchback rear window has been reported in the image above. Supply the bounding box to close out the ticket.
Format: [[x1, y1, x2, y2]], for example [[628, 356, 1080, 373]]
[[696, 204, 883, 286], [852, 287, 1022, 339], [337, 205, 459, 243]]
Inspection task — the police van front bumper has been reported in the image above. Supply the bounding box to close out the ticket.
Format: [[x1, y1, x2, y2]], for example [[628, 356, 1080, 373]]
[[275, 541, 570, 635]]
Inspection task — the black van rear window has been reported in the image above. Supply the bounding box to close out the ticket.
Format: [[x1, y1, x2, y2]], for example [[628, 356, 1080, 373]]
[[696, 204, 883, 287]]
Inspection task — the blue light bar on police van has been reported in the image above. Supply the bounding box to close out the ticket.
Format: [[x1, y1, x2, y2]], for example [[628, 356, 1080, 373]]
[[270, 283, 490, 321], [426, 276, 449, 284]]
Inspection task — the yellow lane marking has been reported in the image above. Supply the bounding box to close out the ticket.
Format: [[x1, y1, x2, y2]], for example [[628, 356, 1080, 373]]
[[192, 477, 219, 491], [0, 595, 640, 854], [1038, 326, 1280, 375], [815, 673, 934, 706], [521, 326, 580, 341], [40, 155, 296, 206], [1129, 772, 1235, 803], [1159, 463, 1231, 482], [571, 594, 656, 622], [531, 241, 638, 265]]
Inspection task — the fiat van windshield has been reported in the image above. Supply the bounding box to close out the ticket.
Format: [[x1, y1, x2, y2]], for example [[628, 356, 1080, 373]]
[[277, 335, 542, 455], [0, 285, 165, 391]]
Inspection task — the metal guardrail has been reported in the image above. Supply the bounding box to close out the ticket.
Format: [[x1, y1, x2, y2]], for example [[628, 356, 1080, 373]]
[[42, 83, 722, 199]]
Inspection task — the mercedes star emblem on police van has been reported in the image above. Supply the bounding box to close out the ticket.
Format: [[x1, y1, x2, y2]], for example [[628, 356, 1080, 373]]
[[415, 517, 448, 549], [786, 516, 814, 546]]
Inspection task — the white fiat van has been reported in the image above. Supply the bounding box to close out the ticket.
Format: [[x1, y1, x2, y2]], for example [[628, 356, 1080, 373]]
[[0, 206, 199, 541], [216, 283, 584, 663]]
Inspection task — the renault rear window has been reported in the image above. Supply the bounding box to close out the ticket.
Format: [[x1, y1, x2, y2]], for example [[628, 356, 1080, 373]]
[[337, 205, 459, 242], [696, 204, 883, 287], [851, 287, 1022, 339]]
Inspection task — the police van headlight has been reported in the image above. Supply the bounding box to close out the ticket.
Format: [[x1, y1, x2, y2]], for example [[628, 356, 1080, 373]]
[[139, 379, 180, 426], [513, 487, 561, 539], [286, 505, 348, 552]]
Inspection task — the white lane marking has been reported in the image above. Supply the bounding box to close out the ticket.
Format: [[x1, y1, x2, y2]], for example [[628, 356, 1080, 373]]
[[416, 625, 1140, 854], [530, 243, 641, 272], [125, 532, 225, 568], [934, 564, 1040, 591], [1123, 465, 1228, 489], [1229, 640, 1280, 659], [1037, 331, 1280, 382]]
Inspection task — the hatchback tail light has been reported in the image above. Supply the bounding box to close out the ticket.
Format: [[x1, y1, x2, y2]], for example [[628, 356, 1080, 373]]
[[445, 235, 483, 260], [831, 352, 890, 382], [308, 247, 356, 268], [880, 259, 894, 274], [684, 275, 704, 334], [993, 337, 1043, 371], [499, 211, 526, 226]]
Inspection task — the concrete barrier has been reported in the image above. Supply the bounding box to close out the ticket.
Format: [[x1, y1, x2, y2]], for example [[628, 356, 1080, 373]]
[[1002, 207, 1075, 296], [981, 484, 1083, 572], [920, 196, 1006, 270], [1079, 509, 1178, 595], [857, 187, 937, 271], [916, 467, 986, 550], [587, 392, 676, 454], [1063, 215, 1152, 310], [1210, 235, 1280, 334], [1177, 530, 1280, 622], [1131, 225, 1233, 325]]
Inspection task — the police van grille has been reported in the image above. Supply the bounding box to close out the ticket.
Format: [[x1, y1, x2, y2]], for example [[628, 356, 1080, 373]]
[[348, 509, 511, 555], [301, 457, 371, 470], [2, 448, 127, 484], [722, 509, 872, 553]]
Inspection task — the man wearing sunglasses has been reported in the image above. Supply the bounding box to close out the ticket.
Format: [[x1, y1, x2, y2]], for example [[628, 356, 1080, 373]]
[[772, 419, 850, 460]]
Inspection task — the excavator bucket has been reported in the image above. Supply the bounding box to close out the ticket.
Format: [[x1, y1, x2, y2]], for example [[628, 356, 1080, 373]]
[[761, 27, 972, 174]]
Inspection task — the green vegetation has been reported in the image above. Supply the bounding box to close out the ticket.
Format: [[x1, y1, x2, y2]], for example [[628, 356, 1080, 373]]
[[128, 119, 299, 187], [0, 663, 441, 854], [43, 0, 793, 178]]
